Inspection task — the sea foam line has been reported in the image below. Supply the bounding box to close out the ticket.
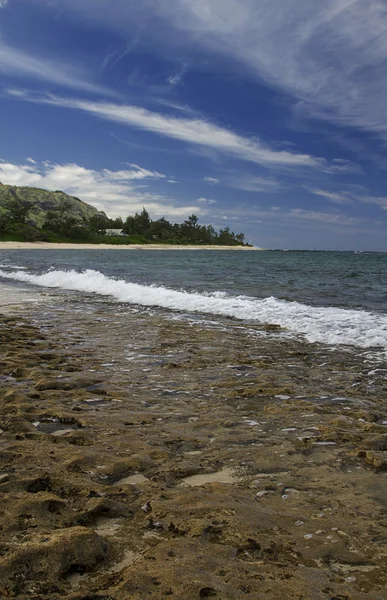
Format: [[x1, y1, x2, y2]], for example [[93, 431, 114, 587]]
[[0, 268, 387, 349]]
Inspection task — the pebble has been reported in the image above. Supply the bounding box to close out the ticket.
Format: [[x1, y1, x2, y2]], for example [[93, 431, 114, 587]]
[[256, 490, 268, 498]]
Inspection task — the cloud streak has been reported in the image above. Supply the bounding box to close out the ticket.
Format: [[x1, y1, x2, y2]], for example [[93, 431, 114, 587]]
[[308, 188, 353, 205], [0, 41, 111, 94], [309, 186, 387, 211], [8, 90, 325, 169]]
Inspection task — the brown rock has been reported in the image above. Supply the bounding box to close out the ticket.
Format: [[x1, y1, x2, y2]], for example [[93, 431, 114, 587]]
[[0, 526, 107, 596], [35, 376, 103, 391]]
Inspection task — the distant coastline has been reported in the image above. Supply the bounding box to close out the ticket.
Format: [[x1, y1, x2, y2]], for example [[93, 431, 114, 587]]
[[0, 241, 262, 250]]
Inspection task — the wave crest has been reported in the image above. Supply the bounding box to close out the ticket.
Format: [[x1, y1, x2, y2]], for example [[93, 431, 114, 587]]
[[1, 268, 386, 349]]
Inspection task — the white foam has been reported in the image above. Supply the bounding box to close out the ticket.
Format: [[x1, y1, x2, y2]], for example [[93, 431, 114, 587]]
[[1, 268, 387, 350], [0, 263, 27, 270]]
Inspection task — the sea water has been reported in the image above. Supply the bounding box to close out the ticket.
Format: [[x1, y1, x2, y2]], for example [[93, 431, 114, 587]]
[[0, 249, 386, 351]]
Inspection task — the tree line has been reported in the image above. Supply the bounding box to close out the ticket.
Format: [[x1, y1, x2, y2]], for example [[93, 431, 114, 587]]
[[0, 194, 249, 246]]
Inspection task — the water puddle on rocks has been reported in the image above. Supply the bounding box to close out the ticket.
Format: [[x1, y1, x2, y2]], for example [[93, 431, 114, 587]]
[[94, 517, 122, 537], [33, 418, 81, 435], [179, 467, 241, 487]]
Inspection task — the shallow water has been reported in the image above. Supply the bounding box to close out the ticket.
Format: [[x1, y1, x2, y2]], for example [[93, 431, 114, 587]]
[[0, 249, 386, 350]]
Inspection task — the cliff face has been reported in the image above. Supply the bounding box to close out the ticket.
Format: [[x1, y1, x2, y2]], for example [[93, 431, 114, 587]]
[[0, 183, 105, 227]]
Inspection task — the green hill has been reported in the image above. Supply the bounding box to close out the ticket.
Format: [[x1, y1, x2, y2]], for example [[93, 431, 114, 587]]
[[0, 183, 105, 227], [0, 183, 249, 246]]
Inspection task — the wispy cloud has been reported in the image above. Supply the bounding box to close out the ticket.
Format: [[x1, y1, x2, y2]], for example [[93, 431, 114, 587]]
[[101, 38, 139, 72], [0, 1, 8, 8], [308, 188, 353, 205], [212, 203, 383, 230], [204, 173, 281, 193], [357, 194, 387, 211], [0, 41, 111, 94], [224, 175, 282, 193], [166, 73, 182, 86], [156, 0, 387, 137], [46, 0, 387, 138], [197, 197, 216, 205], [204, 176, 220, 184], [289, 208, 361, 226], [7, 90, 326, 169], [0, 159, 204, 219], [309, 186, 387, 211], [166, 62, 188, 86]]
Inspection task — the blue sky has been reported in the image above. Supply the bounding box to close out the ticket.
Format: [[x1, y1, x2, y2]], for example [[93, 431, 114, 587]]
[[1, 0, 387, 249]]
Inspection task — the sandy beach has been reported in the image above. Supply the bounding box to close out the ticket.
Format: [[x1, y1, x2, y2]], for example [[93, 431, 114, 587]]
[[0, 242, 262, 250], [1, 295, 387, 599]]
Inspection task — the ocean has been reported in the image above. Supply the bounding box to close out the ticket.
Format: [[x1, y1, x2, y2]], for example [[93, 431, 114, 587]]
[[0, 248, 386, 352]]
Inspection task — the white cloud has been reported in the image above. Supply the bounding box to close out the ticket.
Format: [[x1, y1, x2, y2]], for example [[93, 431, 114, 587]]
[[10, 91, 324, 169], [289, 208, 360, 226], [357, 194, 387, 211], [204, 177, 220, 184], [225, 175, 282, 193], [167, 74, 182, 86], [197, 197, 216, 205], [309, 188, 353, 205], [325, 159, 362, 175], [104, 163, 166, 181], [155, 0, 387, 137], [213, 203, 381, 230], [0, 1, 8, 8], [25, 157, 37, 164], [0, 41, 111, 94], [0, 161, 43, 186], [0, 159, 205, 220], [44, 0, 387, 137], [309, 187, 387, 210]]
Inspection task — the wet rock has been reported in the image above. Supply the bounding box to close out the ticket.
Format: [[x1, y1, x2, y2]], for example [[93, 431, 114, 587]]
[[52, 430, 94, 446], [78, 498, 131, 524], [0, 492, 75, 533], [2, 310, 387, 599], [36, 376, 104, 391], [0, 526, 107, 596], [361, 451, 387, 471]]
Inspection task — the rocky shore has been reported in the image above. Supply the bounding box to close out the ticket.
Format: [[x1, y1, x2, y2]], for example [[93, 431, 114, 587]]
[[1, 302, 387, 599]]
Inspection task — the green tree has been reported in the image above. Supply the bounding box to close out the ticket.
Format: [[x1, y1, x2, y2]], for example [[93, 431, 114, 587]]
[[122, 207, 151, 237], [89, 214, 108, 235], [149, 217, 173, 240], [0, 212, 12, 234], [181, 214, 201, 242]]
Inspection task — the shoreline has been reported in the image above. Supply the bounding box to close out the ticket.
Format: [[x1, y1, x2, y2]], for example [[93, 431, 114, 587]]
[[1, 301, 387, 598], [0, 241, 262, 250]]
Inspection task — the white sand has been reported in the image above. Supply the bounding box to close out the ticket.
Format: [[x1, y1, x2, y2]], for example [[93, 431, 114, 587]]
[[0, 242, 262, 250]]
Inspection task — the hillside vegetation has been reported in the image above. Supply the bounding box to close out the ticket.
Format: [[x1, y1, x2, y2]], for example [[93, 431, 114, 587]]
[[0, 183, 249, 246]]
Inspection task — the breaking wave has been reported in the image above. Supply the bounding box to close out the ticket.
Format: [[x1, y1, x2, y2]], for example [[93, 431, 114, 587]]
[[1, 268, 386, 349]]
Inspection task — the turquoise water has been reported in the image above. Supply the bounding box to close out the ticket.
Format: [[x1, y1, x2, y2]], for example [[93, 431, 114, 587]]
[[0, 249, 386, 350]]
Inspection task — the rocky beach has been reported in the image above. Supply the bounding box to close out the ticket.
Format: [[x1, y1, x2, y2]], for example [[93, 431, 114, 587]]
[[1, 297, 387, 600]]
